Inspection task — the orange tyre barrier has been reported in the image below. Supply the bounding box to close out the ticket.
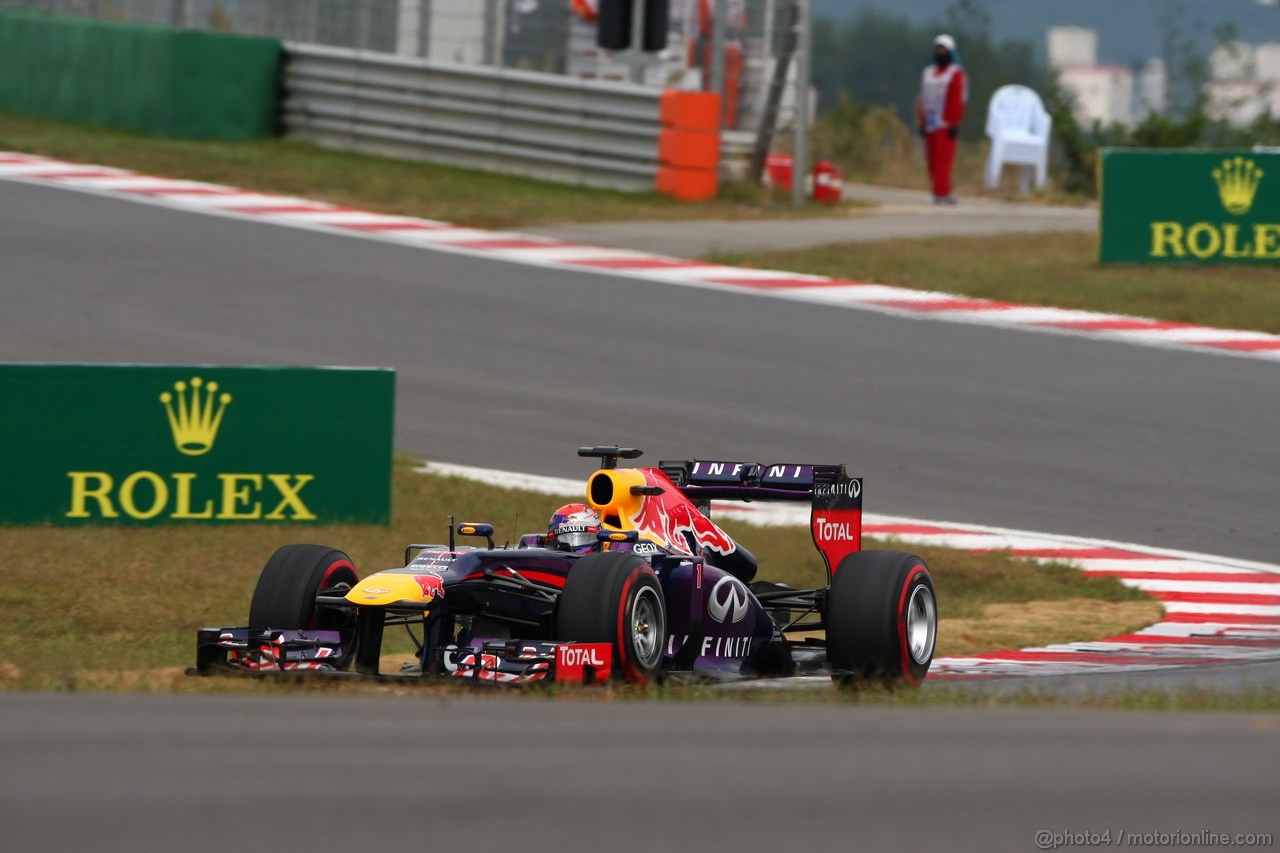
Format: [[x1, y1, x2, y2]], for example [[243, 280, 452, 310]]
[[656, 90, 720, 202]]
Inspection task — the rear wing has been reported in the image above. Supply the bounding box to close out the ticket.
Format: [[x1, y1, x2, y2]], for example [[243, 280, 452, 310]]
[[658, 459, 832, 501], [659, 459, 863, 580]]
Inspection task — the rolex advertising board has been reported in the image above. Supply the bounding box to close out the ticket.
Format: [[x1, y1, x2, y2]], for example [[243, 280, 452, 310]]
[[1100, 149, 1280, 263], [0, 365, 395, 525]]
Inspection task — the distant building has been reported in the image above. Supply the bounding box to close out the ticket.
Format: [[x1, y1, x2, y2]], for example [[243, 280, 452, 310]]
[[1057, 64, 1134, 127], [1205, 80, 1278, 125], [431, 0, 502, 64], [1048, 26, 1097, 69], [1048, 26, 1136, 127], [395, 0, 504, 65], [1210, 41, 1254, 81], [1256, 44, 1280, 82], [1204, 40, 1280, 127]]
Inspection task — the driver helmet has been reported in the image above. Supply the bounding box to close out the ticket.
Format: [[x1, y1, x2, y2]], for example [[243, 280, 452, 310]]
[[548, 503, 600, 553]]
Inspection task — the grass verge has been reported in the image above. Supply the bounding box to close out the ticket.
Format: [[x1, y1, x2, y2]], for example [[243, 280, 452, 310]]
[[0, 458, 1157, 692], [708, 231, 1280, 335], [0, 111, 840, 229]]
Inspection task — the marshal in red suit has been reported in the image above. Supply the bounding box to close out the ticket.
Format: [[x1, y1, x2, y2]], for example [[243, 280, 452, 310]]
[[917, 33, 968, 204]]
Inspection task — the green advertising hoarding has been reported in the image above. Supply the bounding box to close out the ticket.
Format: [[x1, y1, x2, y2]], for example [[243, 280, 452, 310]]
[[0, 10, 281, 140], [1100, 149, 1280, 263], [0, 365, 394, 525]]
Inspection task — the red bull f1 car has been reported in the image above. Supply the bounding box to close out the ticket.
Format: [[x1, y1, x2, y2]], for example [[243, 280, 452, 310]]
[[195, 447, 938, 688]]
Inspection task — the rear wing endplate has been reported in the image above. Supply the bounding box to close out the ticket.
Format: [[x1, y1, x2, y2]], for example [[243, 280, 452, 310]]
[[809, 465, 863, 581]]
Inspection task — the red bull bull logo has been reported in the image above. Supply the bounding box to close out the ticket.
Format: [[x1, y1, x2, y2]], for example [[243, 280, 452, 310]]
[[630, 470, 737, 556], [413, 574, 446, 600]]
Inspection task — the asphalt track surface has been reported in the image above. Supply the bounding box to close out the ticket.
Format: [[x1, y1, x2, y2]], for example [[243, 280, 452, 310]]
[[3, 178, 1279, 850], [1, 179, 1276, 565], [1, 693, 1276, 853]]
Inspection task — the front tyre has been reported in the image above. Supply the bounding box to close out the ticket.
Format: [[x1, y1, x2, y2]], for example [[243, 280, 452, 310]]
[[557, 552, 666, 684], [248, 545, 359, 651], [826, 550, 937, 689]]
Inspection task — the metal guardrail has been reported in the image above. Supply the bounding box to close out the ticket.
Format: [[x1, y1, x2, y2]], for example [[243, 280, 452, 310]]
[[282, 42, 662, 192]]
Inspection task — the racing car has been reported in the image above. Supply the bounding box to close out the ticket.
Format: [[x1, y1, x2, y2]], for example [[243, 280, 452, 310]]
[[195, 446, 938, 688]]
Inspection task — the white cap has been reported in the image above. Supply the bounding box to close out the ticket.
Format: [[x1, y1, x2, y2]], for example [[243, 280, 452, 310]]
[[934, 34, 956, 51]]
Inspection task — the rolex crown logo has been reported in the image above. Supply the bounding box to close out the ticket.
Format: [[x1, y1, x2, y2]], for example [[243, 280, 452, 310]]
[[1212, 156, 1263, 216], [159, 376, 231, 456]]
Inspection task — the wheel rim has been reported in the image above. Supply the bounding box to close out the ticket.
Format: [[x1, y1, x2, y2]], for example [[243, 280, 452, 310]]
[[630, 586, 665, 669], [905, 584, 937, 665]]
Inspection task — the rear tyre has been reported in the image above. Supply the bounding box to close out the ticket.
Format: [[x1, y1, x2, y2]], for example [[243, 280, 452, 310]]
[[249, 545, 359, 662], [557, 552, 666, 684], [826, 550, 936, 689]]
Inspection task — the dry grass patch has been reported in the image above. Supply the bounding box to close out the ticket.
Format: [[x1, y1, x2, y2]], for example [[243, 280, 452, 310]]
[[937, 598, 1164, 658], [71, 667, 202, 692]]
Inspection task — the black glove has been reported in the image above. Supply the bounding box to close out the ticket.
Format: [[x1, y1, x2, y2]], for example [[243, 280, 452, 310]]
[[919, 124, 926, 138], [947, 126, 959, 140]]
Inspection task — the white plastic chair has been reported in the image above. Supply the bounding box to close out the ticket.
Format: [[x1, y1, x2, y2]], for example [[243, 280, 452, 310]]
[[984, 84, 1052, 192]]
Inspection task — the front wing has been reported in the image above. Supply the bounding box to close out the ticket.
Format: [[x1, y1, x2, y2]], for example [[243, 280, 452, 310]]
[[194, 627, 614, 685]]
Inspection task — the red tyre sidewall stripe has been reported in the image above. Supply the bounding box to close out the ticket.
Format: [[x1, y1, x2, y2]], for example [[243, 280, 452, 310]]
[[310, 558, 356, 629], [616, 569, 639, 682], [897, 565, 928, 686]]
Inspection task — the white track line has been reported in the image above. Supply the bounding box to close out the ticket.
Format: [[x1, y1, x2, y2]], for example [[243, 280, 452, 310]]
[[3, 150, 1278, 363]]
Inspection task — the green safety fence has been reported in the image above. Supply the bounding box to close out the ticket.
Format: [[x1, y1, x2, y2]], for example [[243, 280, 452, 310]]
[[0, 9, 280, 139]]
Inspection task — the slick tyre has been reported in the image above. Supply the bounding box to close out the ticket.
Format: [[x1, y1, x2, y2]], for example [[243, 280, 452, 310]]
[[826, 550, 937, 689], [249, 545, 359, 662], [558, 552, 666, 684]]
